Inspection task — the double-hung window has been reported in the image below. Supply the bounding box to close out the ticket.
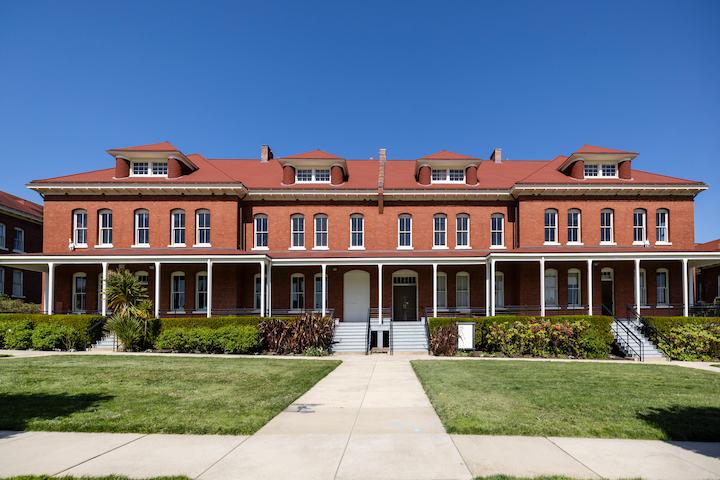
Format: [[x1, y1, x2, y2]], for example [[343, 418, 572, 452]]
[[0, 223, 5, 249], [98, 210, 113, 246], [254, 214, 268, 249], [433, 214, 447, 248], [195, 210, 211, 245], [398, 214, 412, 248], [73, 210, 88, 246], [291, 214, 305, 248], [544, 269, 559, 307], [584, 163, 618, 178], [12, 270, 23, 298], [568, 269, 581, 307], [656, 269, 669, 306], [600, 209, 614, 243], [131, 161, 167, 177], [314, 273, 328, 310], [290, 274, 305, 310], [431, 169, 465, 183], [314, 214, 328, 248], [456, 214, 469, 248], [72, 273, 87, 313], [436, 272, 447, 309], [633, 209, 647, 244], [544, 209, 558, 244], [134, 210, 150, 246], [13, 228, 24, 252], [296, 169, 330, 183], [567, 209, 581, 244], [456, 272, 470, 309], [170, 272, 185, 312], [656, 209, 669, 243], [171, 210, 186, 246], [491, 213, 504, 247], [350, 214, 364, 248], [196, 272, 208, 312]]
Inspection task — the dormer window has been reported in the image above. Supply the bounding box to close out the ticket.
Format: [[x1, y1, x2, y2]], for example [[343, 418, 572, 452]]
[[296, 168, 330, 183], [431, 168, 465, 184], [131, 161, 168, 177], [584, 162, 618, 178]]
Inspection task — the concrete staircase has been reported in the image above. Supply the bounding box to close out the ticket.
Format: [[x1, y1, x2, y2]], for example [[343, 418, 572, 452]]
[[92, 333, 117, 351], [391, 321, 429, 352], [612, 319, 666, 361], [332, 322, 368, 353]]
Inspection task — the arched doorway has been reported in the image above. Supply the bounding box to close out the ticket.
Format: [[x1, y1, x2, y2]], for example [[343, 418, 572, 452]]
[[601, 267, 614, 316], [343, 270, 370, 322]]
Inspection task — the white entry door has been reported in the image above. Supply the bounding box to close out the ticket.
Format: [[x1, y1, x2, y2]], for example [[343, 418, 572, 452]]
[[343, 270, 370, 322]]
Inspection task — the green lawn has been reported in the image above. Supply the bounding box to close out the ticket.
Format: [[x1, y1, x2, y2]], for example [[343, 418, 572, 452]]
[[412, 360, 720, 441], [0, 355, 339, 435]]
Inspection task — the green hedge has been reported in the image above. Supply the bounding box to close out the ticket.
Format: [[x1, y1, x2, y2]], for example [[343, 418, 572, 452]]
[[0, 314, 105, 351], [156, 316, 295, 330], [154, 325, 260, 354], [645, 316, 720, 361]]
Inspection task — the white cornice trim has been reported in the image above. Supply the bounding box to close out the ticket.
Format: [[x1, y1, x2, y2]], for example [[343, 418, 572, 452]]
[[27, 183, 247, 196], [512, 184, 707, 197]]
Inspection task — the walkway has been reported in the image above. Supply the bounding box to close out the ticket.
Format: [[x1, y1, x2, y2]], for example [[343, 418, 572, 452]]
[[1, 354, 719, 479]]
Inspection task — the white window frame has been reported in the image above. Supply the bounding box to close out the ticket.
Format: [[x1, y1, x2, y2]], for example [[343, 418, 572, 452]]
[[567, 268, 581, 308], [130, 161, 168, 177], [313, 214, 328, 250], [195, 271, 208, 312], [11, 270, 23, 298], [12, 227, 24, 253], [170, 272, 185, 313], [290, 214, 305, 249], [456, 214, 470, 249], [494, 271, 505, 308], [170, 209, 186, 247], [639, 268, 648, 307], [195, 209, 211, 247], [600, 209, 615, 245], [436, 272, 447, 309], [295, 168, 331, 183], [290, 273, 305, 311], [633, 209, 648, 245], [656, 268, 670, 307], [456, 272, 470, 309], [134, 209, 150, 247], [134, 271, 149, 286], [567, 209, 582, 245], [0, 223, 5, 250], [98, 210, 113, 247], [544, 268, 559, 308], [350, 214, 364, 249], [254, 214, 269, 250], [490, 213, 505, 249], [433, 214, 447, 249], [431, 168, 465, 184], [72, 210, 88, 247], [254, 274, 262, 310], [314, 273, 328, 310], [656, 209, 670, 245], [398, 214, 412, 249], [72, 272, 87, 313], [584, 161, 618, 178], [544, 209, 558, 245]]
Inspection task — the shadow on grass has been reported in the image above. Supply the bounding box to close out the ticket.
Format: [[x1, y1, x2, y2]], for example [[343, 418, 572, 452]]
[[0, 393, 113, 430], [638, 406, 720, 443]]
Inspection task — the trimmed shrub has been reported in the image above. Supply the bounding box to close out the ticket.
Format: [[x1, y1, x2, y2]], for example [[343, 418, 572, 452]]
[[0, 313, 104, 346], [646, 316, 720, 361], [0, 294, 42, 313], [157, 316, 282, 330], [154, 325, 260, 354], [31, 323, 86, 351], [1, 320, 33, 349]]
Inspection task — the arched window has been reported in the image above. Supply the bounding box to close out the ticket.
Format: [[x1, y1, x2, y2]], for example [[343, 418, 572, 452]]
[[600, 209, 614, 244], [656, 209, 670, 244], [195, 209, 211, 246], [436, 272, 447, 309], [398, 214, 412, 248], [98, 209, 113, 246], [170, 272, 185, 312], [494, 271, 505, 308], [656, 268, 669, 306], [490, 213, 504, 247], [544, 268, 559, 307], [72, 209, 88, 246], [350, 214, 364, 248], [456, 214, 470, 248], [567, 209, 581, 244], [170, 209, 186, 246], [433, 214, 447, 248], [196, 271, 208, 312], [290, 214, 305, 249], [633, 209, 647, 244], [254, 214, 269, 249], [72, 273, 87, 313], [134, 209, 150, 246], [567, 269, 581, 307], [314, 214, 328, 249], [290, 273, 305, 311], [314, 273, 329, 310], [544, 209, 558, 244], [456, 272, 470, 309]]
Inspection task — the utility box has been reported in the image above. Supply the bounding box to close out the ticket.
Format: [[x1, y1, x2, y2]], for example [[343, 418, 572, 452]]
[[457, 322, 475, 350]]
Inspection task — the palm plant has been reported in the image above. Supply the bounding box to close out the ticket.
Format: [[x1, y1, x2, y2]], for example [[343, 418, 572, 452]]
[[104, 269, 153, 351]]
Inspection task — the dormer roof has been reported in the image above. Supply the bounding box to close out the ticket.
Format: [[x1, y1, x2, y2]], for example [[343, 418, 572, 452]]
[[418, 150, 480, 161], [415, 150, 481, 175], [575, 144, 638, 155], [107, 141, 198, 171], [281, 149, 344, 160], [108, 141, 180, 152], [559, 144, 638, 172]]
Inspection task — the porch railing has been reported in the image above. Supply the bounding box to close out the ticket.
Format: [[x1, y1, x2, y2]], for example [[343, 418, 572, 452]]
[[422, 307, 487, 318], [162, 308, 335, 318]]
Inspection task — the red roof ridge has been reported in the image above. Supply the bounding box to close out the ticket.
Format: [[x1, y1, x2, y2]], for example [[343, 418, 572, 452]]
[[282, 149, 344, 160], [575, 144, 637, 155], [109, 141, 179, 152], [419, 150, 478, 160]]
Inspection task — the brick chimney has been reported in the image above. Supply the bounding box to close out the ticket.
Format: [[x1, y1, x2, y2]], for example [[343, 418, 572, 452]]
[[491, 148, 502, 164], [261, 144, 273, 163]]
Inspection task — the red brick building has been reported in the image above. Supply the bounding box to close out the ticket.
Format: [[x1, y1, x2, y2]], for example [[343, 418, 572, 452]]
[[3, 141, 720, 334], [0, 191, 43, 303]]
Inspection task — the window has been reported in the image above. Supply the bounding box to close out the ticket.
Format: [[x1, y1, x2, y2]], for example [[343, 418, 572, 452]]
[[170, 272, 185, 312], [152, 162, 168, 175], [290, 274, 305, 310], [544, 209, 558, 244], [656, 209, 669, 243], [431, 168, 465, 183], [350, 214, 364, 248], [0, 267, 4, 294], [313, 214, 328, 248], [131, 161, 168, 177], [0, 223, 5, 249], [314, 273, 328, 310], [633, 209, 647, 244], [568, 269, 581, 307], [584, 164, 598, 177], [495, 271, 505, 308], [13, 228, 24, 252], [196, 272, 208, 312], [291, 214, 305, 248], [491, 213, 504, 247], [584, 162, 618, 178], [171, 210, 186, 246], [398, 214, 412, 248], [254, 214, 268, 248], [72, 273, 87, 313], [195, 210, 211, 245], [134, 271, 149, 286], [254, 274, 262, 310], [600, 209, 614, 243], [544, 269, 559, 307], [12, 270, 23, 298], [436, 272, 447, 309], [132, 162, 148, 175], [656, 269, 669, 306], [639, 268, 648, 307], [567, 209, 581, 244], [433, 214, 447, 248], [456, 272, 470, 309], [296, 169, 330, 183], [97, 273, 102, 312], [98, 210, 113, 246], [73, 210, 88, 246], [602, 164, 617, 177], [134, 210, 150, 246], [456, 214, 470, 248]]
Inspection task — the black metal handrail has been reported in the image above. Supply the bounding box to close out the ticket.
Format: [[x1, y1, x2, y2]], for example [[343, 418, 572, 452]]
[[612, 317, 644, 361], [365, 308, 372, 355], [626, 304, 675, 360], [389, 313, 394, 355]]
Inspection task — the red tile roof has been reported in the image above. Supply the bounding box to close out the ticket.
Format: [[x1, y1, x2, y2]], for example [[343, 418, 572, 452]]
[[282, 149, 344, 160], [0, 190, 43, 219], [110, 141, 179, 152], [575, 144, 637, 155], [418, 150, 479, 160]]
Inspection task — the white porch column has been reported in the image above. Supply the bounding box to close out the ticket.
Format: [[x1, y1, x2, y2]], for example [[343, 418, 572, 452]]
[[634, 258, 641, 315], [485, 261, 491, 317], [587, 259, 593, 316], [377, 263, 383, 324], [267, 262, 272, 316], [321, 264, 327, 317], [260, 261, 266, 317], [539, 258, 546, 317], [47, 262, 55, 315], [489, 259, 496, 317], [101, 262, 109, 317], [154, 261, 161, 319], [682, 258, 689, 317], [432, 263, 438, 318], [206, 259, 213, 318]]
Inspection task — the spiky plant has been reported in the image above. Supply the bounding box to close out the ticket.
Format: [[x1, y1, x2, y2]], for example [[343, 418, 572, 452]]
[[104, 268, 152, 351]]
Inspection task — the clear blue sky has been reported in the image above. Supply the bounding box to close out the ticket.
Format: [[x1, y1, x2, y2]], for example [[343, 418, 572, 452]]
[[1, 0, 718, 241]]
